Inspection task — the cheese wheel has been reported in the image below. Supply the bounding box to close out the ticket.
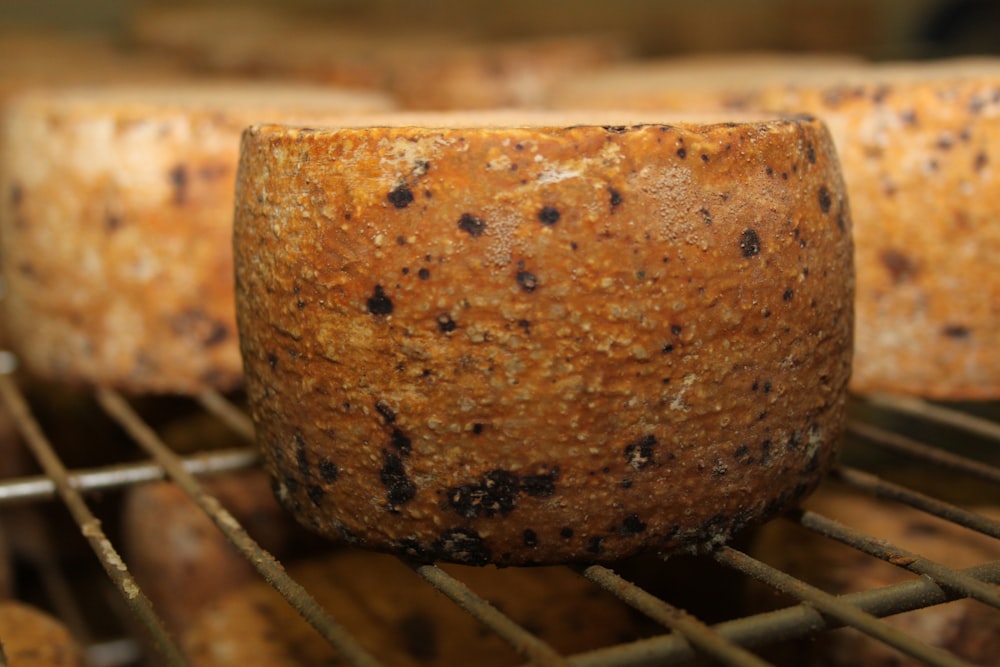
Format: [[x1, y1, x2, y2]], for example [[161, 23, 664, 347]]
[[747, 490, 1000, 666], [181, 549, 645, 666], [754, 62, 1000, 398], [0, 602, 85, 667], [234, 112, 854, 564], [0, 83, 394, 393]]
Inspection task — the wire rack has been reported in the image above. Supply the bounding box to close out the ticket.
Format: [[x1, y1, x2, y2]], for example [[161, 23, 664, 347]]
[[1, 367, 999, 667]]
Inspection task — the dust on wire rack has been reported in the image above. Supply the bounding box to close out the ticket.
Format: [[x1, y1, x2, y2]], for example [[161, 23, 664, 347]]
[[1, 370, 999, 667]]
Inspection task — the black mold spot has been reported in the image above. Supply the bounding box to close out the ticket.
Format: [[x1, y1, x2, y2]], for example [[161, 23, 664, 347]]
[[740, 229, 761, 257], [170, 308, 230, 347], [9, 182, 23, 208], [560, 527, 575, 539], [806, 144, 817, 164], [432, 528, 491, 566], [396, 612, 438, 661], [620, 478, 633, 489], [761, 439, 773, 466], [661, 344, 675, 354], [701, 154, 709, 163], [880, 249, 917, 283], [267, 353, 278, 369], [168, 164, 188, 205], [603, 125, 628, 133], [390, 428, 412, 456], [763, 380, 772, 394], [671, 324, 683, 335], [397, 538, 433, 562], [387, 185, 414, 209], [381, 451, 416, 509], [676, 148, 687, 159], [396, 235, 406, 246], [942, 324, 971, 339], [621, 514, 647, 534], [587, 536, 604, 553], [818, 186, 832, 214], [367, 285, 394, 315], [699, 207, 712, 225], [307, 485, 324, 506], [624, 434, 656, 470], [458, 213, 486, 237], [447, 470, 520, 519], [523, 529, 539, 547], [608, 187, 623, 208], [375, 400, 397, 424], [516, 271, 538, 292], [974, 151, 989, 172], [472, 423, 485, 435], [538, 206, 560, 225], [418, 268, 431, 280], [520, 467, 559, 497], [735, 444, 753, 465], [783, 288, 794, 302], [318, 458, 339, 482], [294, 435, 310, 476], [437, 313, 457, 333]]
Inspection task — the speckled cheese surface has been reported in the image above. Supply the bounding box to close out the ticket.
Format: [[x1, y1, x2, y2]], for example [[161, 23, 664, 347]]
[[0, 84, 393, 393], [553, 58, 1000, 399], [756, 71, 1000, 398], [234, 115, 854, 565]]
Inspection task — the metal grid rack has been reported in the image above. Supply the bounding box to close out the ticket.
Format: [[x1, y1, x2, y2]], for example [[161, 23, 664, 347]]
[[1, 368, 999, 667]]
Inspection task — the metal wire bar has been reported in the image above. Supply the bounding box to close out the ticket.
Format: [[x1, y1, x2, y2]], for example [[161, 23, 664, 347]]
[[568, 560, 1000, 667], [412, 564, 571, 667], [711, 546, 973, 667], [865, 393, 1000, 442], [579, 564, 771, 667], [196, 390, 255, 442], [95, 388, 385, 667], [0, 376, 188, 667], [831, 465, 1000, 540], [0, 447, 258, 504], [847, 420, 1000, 486], [793, 508, 1000, 609]]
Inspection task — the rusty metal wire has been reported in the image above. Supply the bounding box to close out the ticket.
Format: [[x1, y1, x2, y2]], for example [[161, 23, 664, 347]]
[[580, 564, 771, 667], [412, 564, 572, 666], [0, 376, 188, 667], [95, 388, 385, 667], [711, 546, 975, 667]]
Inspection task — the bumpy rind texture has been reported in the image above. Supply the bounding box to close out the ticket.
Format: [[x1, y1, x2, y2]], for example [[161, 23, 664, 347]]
[[234, 119, 854, 565], [552, 61, 1000, 399], [757, 75, 1000, 398], [0, 87, 391, 394]]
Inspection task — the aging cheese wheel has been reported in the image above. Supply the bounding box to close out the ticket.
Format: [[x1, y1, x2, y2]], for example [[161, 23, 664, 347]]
[[234, 112, 854, 564], [182, 549, 645, 666], [754, 63, 1000, 398], [0, 83, 393, 393]]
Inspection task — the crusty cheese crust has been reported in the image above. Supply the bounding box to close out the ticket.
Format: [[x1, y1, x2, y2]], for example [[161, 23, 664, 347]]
[[234, 116, 853, 564]]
